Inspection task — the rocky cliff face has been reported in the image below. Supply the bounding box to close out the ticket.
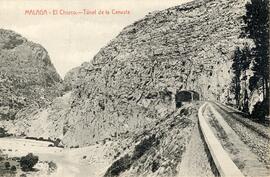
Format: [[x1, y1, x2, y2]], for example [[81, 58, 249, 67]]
[[3, 0, 254, 146], [0, 29, 62, 120]]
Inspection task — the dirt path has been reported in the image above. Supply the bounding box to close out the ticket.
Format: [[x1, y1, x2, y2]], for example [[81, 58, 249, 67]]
[[177, 122, 217, 177]]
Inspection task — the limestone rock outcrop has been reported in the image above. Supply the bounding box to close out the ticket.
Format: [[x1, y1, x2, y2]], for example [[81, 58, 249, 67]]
[[0, 29, 62, 120], [3, 0, 255, 146]]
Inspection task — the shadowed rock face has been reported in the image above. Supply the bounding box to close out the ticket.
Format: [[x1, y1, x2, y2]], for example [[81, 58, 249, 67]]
[[3, 0, 252, 146], [0, 29, 62, 120]]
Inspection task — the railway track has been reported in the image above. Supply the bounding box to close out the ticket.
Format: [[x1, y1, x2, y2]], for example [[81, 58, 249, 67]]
[[198, 102, 270, 177]]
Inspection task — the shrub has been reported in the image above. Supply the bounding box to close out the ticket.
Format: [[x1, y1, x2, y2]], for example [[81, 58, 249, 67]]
[[252, 99, 269, 123], [4, 161, 10, 169], [48, 161, 57, 172], [20, 153, 39, 171], [104, 134, 159, 177], [0, 127, 10, 137], [53, 138, 61, 147], [180, 108, 189, 116], [10, 165, 16, 171], [104, 154, 132, 177], [151, 161, 160, 172], [132, 134, 157, 160]]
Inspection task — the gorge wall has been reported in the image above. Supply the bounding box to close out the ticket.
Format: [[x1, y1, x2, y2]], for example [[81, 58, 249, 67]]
[[0, 29, 62, 120], [3, 0, 258, 146]]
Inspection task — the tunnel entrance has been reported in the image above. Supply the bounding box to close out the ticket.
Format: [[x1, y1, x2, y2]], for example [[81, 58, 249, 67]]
[[175, 90, 200, 108]]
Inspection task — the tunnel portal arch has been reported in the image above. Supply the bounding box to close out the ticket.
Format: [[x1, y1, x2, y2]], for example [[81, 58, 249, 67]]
[[175, 90, 200, 108]]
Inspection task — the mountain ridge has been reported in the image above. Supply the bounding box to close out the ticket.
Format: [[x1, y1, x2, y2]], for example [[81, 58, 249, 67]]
[[1, 0, 257, 147], [0, 28, 63, 120]]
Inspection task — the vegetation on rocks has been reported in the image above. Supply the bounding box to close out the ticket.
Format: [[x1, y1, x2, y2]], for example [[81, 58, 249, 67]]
[[230, 0, 269, 122], [4, 161, 10, 169], [0, 127, 11, 137], [20, 153, 39, 171], [104, 103, 198, 177], [105, 134, 159, 177]]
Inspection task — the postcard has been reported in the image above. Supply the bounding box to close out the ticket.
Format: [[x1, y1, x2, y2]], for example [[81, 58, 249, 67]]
[[0, 0, 269, 177]]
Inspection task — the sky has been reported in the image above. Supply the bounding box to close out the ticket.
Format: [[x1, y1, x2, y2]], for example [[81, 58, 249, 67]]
[[0, 0, 192, 78]]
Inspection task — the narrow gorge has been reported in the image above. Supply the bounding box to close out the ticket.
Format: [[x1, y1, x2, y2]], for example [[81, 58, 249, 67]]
[[0, 0, 269, 176]]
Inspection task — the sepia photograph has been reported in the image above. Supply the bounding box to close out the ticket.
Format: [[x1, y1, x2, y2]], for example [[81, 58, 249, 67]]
[[0, 0, 269, 177]]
